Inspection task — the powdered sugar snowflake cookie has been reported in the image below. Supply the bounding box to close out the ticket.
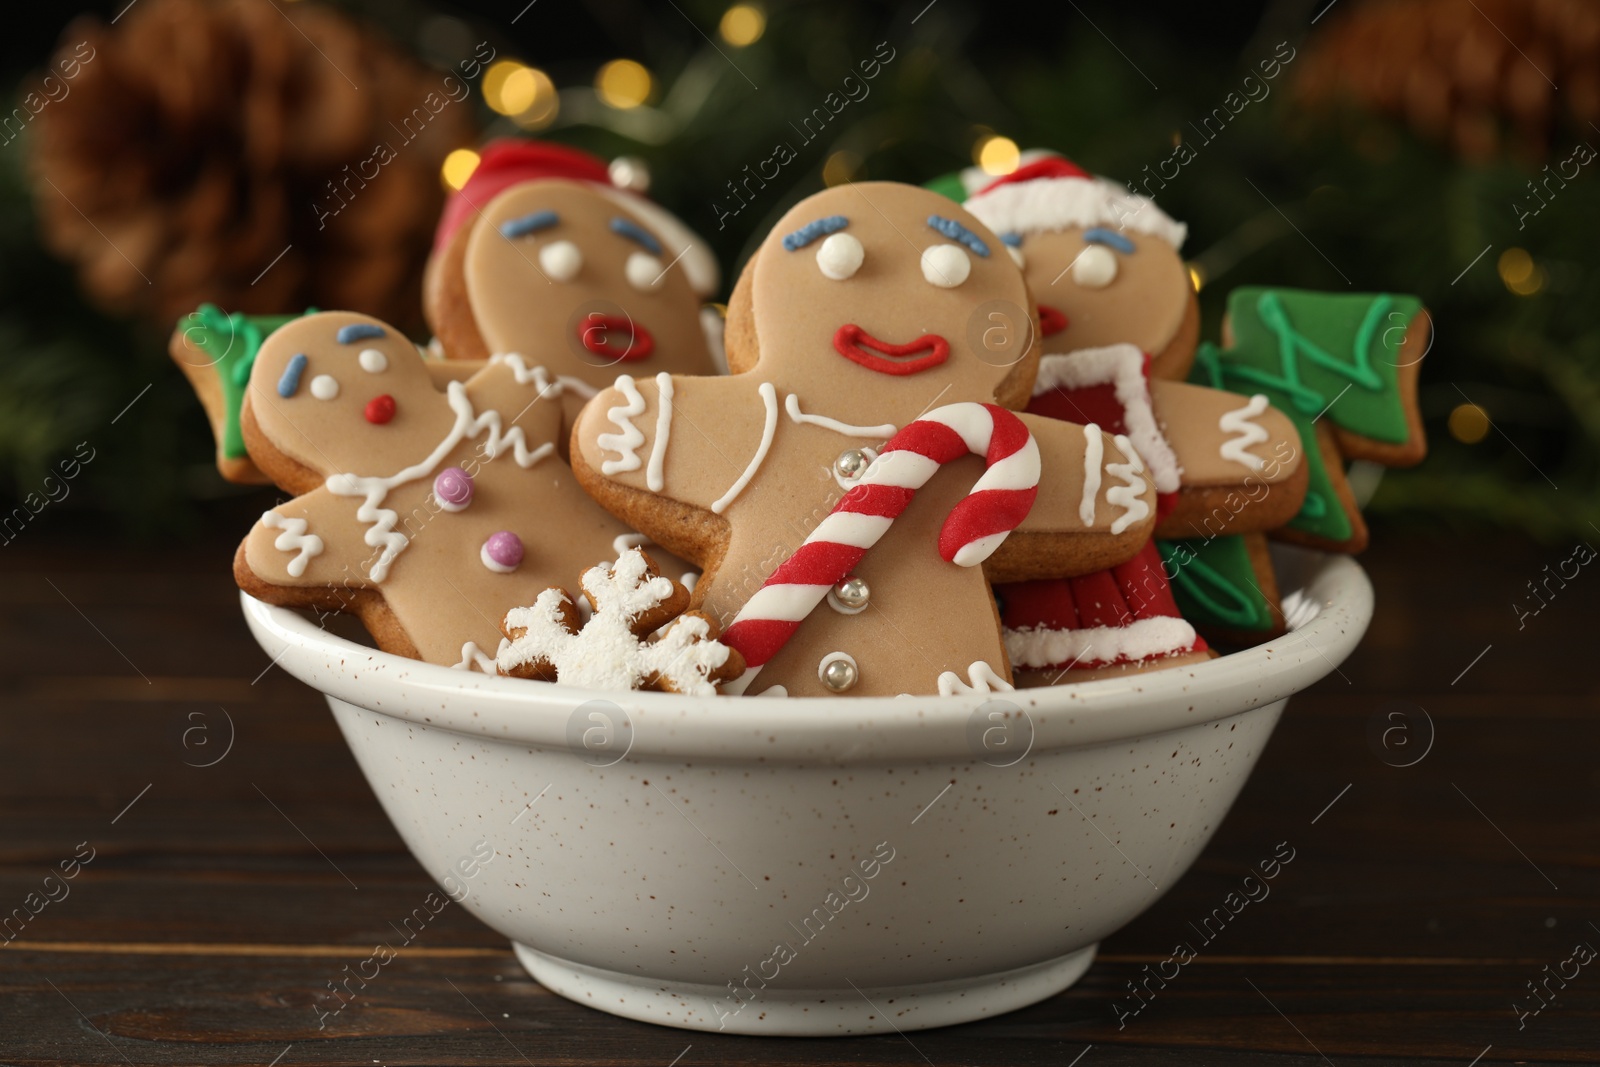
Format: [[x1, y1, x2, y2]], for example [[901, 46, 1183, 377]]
[[497, 548, 744, 696]]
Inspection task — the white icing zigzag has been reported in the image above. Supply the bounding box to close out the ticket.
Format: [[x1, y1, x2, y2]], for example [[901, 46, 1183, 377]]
[[326, 359, 558, 583], [1219, 393, 1271, 473], [936, 661, 1014, 697], [1104, 433, 1150, 536], [451, 640, 507, 673], [598, 375, 647, 476], [260, 511, 323, 578]]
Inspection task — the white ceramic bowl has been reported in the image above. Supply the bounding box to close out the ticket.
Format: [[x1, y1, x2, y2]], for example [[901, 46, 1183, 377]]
[[242, 546, 1371, 1036]]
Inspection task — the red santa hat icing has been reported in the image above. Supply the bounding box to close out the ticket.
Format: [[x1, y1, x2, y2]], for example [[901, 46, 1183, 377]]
[[434, 139, 719, 296], [960, 150, 1187, 250]]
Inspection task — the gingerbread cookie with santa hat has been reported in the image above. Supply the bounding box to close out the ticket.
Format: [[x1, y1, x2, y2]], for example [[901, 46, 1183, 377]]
[[234, 310, 644, 670], [424, 139, 725, 427], [570, 181, 1160, 698], [931, 152, 1308, 680]]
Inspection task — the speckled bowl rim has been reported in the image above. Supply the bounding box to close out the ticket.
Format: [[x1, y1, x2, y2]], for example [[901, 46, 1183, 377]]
[[240, 546, 1371, 763]]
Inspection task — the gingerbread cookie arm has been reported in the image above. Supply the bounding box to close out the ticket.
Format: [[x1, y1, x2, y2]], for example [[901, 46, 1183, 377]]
[[985, 414, 1157, 581], [1151, 380, 1310, 538], [571, 373, 774, 520], [240, 490, 379, 592]]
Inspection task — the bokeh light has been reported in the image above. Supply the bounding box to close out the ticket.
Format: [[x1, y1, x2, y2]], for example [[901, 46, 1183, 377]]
[[720, 4, 766, 46], [1448, 402, 1491, 444], [596, 59, 654, 109], [440, 148, 480, 191]]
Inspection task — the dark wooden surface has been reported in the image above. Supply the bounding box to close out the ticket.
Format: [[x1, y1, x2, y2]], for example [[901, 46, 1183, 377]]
[[2, 516, 1597, 1065]]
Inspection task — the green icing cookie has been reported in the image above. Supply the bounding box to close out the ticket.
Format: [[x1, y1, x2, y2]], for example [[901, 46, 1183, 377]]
[[1159, 536, 1276, 634], [181, 304, 313, 459], [1190, 287, 1422, 543]]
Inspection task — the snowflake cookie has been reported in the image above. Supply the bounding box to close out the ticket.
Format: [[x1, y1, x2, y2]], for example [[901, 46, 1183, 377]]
[[497, 548, 744, 696]]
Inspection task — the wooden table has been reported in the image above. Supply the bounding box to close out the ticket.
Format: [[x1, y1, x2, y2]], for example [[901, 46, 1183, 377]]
[[3, 516, 1596, 1064]]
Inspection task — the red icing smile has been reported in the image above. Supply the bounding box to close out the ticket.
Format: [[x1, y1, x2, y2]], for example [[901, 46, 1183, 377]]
[[1038, 304, 1069, 338], [579, 314, 655, 362], [833, 324, 950, 376]]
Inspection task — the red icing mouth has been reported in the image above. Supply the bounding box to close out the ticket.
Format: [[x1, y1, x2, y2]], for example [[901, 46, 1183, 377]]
[[1038, 304, 1069, 338], [579, 314, 655, 362], [833, 324, 950, 376]]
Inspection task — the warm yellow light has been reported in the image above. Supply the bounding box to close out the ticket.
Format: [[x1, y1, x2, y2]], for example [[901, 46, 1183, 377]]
[[1187, 263, 1204, 292], [440, 148, 480, 191], [822, 150, 861, 187], [596, 59, 654, 109], [1448, 403, 1490, 444], [975, 135, 1020, 176], [484, 61, 526, 116], [720, 4, 766, 46], [1498, 247, 1532, 285], [510, 68, 558, 129]]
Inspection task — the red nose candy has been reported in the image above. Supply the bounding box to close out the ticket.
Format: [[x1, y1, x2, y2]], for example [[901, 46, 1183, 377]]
[[365, 394, 397, 424]]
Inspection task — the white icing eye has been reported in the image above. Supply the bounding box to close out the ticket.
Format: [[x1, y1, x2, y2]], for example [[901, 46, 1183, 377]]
[[921, 243, 970, 288], [625, 250, 665, 291], [1073, 244, 1118, 288], [358, 348, 388, 373], [816, 232, 864, 280], [310, 374, 339, 400], [539, 240, 582, 282], [1007, 244, 1025, 268]]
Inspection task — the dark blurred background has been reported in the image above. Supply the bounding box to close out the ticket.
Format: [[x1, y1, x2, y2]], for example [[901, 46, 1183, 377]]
[[0, 0, 1593, 542]]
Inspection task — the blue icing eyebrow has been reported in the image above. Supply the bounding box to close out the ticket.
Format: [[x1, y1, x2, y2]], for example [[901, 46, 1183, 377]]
[[499, 210, 559, 239], [1083, 227, 1136, 254], [999, 232, 1024, 247], [782, 215, 848, 251], [609, 217, 662, 255], [277, 353, 308, 397], [927, 215, 990, 257], [336, 323, 385, 344]]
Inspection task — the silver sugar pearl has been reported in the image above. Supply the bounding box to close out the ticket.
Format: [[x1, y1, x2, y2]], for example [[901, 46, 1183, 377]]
[[821, 656, 858, 693], [833, 576, 870, 610], [834, 449, 868, 480]]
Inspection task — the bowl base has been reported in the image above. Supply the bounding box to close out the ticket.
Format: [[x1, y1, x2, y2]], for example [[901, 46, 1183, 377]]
[[512, 941, 1099, 1036]]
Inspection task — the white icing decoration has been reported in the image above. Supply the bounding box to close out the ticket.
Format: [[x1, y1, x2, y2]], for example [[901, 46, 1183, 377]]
[[648, 372, 673, 492], [1105, 433, 1150, 536], [709, 382, 779, 515], [1078, 423, 1103, 527], [598, 375, 647, 476], [921, 243, 970, 288], [784, 393, 896, 439], [611, 532, 650, 558], [450, 640, 506, 673], [755, 684, 788, 698], [310, 374, 339, 400], [962, 174, 1188, 249], [625, 250, 665, 291], [540, 240, 582, 282], [816, 232, 864, 280], [701, 305, 729, 375], [358, 349, 388, 373], [324, 355, 559, 583], [681, 571, 699, 594], [488, 352, 594, 399], [1072, 244, 1118, 288], [1034, 345, 1181, 494], [497, 549, 732, 696], [936, 661, 1013, 697], [1004, 616, 1197, 670], [259, 511, 323, 578], [1219, 393, 1271, 472]]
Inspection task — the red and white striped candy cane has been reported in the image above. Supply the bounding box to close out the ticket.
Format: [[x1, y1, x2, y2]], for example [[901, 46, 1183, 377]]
[[721, 402, 1040, 692]]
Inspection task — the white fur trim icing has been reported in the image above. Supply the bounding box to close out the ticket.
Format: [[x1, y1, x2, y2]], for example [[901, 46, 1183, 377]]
[[1004, 616, 1196, 670], [1035, 345, 1181, 495], [965, 175, 1186, 249]]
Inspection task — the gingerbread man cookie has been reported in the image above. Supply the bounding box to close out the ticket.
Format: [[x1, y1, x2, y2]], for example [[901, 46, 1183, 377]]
[[171, 304, 486, 485], [931, 155, 1307, 677], [235, 310, 641, 668], [570, 182, 1159, 698], [424, 140, 724, 426]]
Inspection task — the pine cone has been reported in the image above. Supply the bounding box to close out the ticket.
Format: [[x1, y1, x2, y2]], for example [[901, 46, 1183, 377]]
[[1296, 0, 1600, 162], [29, 0, 477, 333]]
